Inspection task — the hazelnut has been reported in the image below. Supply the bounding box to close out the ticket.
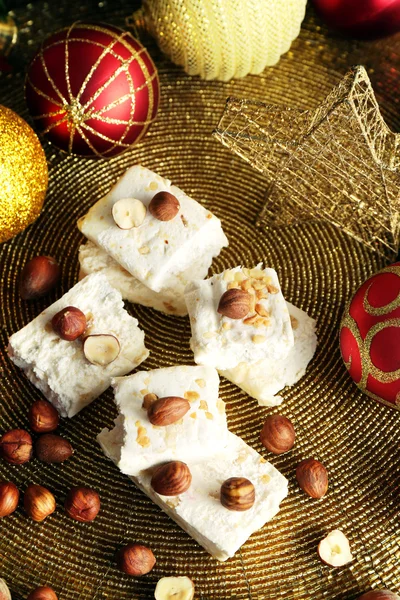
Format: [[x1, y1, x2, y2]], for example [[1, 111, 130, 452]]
[[148, 396, 190, 426], [151, 461, 192, 496], [19, 256, 60, 300], [149, 191, 180, 221], [0, 578, 11, 600], [0, 429, 33, 464], [154, 576, 195, 600], [51, 306, 86, 341], [29, 399, 59, 433], [24, 484, 56, 522], [35, 434, 73, 463], [83, 334, 120, 366], [359, 592, 400, 600], [0, 481, 19, 517], [116, 543, 156, 576], [27, 586, 58, 600], [260, 414, 295, 454], [317, 529, 353, 567], [296, 458, 328, 499], [64, 487, 100, 522], [112, 198, 146, 229], [220, 477, 255, 511], [217, 288, 250, 319]]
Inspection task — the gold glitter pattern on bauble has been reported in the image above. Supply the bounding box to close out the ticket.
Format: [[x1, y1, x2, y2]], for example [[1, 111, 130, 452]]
[[0, 105, 48, 243]]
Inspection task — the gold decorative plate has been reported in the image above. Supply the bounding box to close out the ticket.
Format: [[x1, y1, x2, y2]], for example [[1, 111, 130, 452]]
[[0, 2, 398, 599]]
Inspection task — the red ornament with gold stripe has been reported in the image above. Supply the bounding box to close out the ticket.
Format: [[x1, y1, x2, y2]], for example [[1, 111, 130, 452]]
[[25, 22, 159, 158], [340, 262, 400, 410]]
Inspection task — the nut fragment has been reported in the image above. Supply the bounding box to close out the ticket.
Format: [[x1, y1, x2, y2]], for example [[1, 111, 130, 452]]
[[29, 399, 60, 433], [317, 530, 353, 567], [0, 579, 11, 600], [24, 484, 56, 522], [358, 591, 400, 600], [35, 434, 73, 464], [83, 334, 120, 366], [154, 576, 195, 600], [27, 586, 58, 600], [116, 543, 156, 576], [19, 256, 60, 300], [0, 429, 33, 464], [255, 303, 269, 317], [149, 191, 180, 221], [143, 393, 158, 410], [112, 197, 147, 229], [51, 306, 87, 341], [0, 482, 19, 517], [296, 458, 328, 498], [64, 486, 100, 522], [217, 288, 250, 319], [27, 588, 57, 600], [151, 461, 192, 496], [220, 477, 255, 511], [148, 396, 190, 426], [260, 414, 296, 454]]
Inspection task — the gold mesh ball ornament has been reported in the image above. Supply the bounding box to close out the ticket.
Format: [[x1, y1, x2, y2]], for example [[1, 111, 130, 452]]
[[0, 105, 48, 243], [135, 0, 307, 81]]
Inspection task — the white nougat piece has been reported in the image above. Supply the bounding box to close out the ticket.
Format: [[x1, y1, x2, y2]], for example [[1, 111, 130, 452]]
[[79, 241, 204, 316], [8, 273, 149, 418], [99, 366, 228, 475], [221, 303, 317, 406], [99, 429, 288, 562], [98, 365, 288, 561], [184, 265, 294, 370], [78, 165, 228, 293]]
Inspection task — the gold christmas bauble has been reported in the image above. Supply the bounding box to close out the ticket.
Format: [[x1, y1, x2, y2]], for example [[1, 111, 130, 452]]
[[138, 0, 307, 81], [0, 105, 48, 243]]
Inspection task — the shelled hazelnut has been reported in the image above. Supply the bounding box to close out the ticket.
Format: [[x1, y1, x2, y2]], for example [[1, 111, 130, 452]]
[[24, 484, 56, 522], [0, 429, 33, 464], [64, 487, 100, 522], [0, 578, 11, 600], [154, 576, 195, 600], [29, 400, 59, 433], [0, 482, 19, 517], [116, 543, 156, 576], [317, 530, 353, 567]]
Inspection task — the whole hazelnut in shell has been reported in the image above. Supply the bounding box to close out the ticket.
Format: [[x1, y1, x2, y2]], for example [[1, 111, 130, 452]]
[[358, 592, 400, 600], [24, 484, 56, 522], [116, 543, 156, 576], [0, 429, 33, 464], [64, 487, 100, 522], [0, 578, 11, 600], [29, 399, 59, 433], [260, 414, 295, 454], [19, 256, 60, 300], [0, 481, 19, 517], [296, 458, 328, 499], [27, 586, 58, 600]]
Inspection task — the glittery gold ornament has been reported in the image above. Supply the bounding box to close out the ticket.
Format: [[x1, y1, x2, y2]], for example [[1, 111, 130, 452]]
[[0, 105, 48, 243], [135, 0, 307, 81]]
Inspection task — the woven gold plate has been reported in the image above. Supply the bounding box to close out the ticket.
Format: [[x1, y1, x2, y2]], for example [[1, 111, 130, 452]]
[[0, 2, 399, 599]]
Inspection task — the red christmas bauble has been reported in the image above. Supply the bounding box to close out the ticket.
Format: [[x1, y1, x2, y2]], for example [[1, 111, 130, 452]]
[[25, 22, 160, 158], [312, 0, 400, 39], [340, 262, 400, 410]]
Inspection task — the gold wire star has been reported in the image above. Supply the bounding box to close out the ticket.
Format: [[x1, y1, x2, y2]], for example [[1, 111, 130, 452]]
[[214, 66, 400, 258]]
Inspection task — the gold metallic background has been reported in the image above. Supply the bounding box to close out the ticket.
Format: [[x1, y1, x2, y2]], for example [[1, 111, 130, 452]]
[[0, 2, 399, 599]]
